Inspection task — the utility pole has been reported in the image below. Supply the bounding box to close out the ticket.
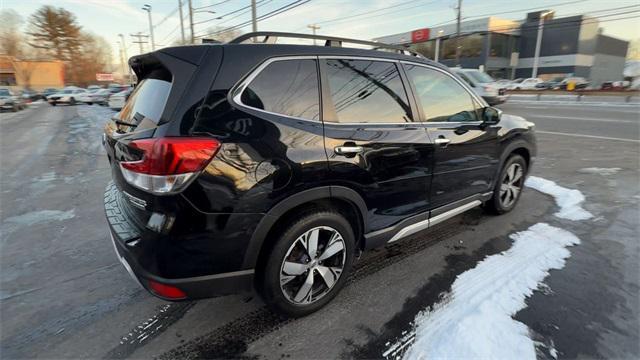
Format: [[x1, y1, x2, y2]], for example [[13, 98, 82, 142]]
[[118, 33, 132, 83], [118, 43, 126, 81], [130, 32, 149, 54], [307, 24, 320, 45], [251, 0, 257, 33], [454, 0, 462, 66], [178, 0, 186, 44], [142, 4, 155, 50], [188, 0, 195, 44]]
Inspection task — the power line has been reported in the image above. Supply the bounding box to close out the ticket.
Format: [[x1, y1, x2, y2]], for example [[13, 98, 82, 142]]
[[194, 0, 273, 34], [154, 6, 180, 29], [193, 0, 266, 26], [196, 0, 310, 39]]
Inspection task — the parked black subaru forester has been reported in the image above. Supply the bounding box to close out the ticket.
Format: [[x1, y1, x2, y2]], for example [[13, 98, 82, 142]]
[[103, 32, 536, 317]]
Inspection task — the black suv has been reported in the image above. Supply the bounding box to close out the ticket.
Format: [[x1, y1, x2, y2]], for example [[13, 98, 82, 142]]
[[104, 32, 536, 317]]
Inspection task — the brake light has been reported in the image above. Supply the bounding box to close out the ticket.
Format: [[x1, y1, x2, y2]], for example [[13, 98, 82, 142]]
[[148, 279, 187, 299], [120, 137, 220, 194]]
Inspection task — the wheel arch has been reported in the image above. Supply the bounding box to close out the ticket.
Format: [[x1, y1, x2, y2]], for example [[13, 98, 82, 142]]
[[241, 186, 367, 271]]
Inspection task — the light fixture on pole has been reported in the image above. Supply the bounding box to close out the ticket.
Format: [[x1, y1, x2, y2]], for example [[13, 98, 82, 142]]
[[142, 4, 155, 50], [532, 10, 554, 78]]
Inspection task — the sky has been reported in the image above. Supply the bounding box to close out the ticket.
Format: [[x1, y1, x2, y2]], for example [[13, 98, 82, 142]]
[[2, 0, 639, 65]]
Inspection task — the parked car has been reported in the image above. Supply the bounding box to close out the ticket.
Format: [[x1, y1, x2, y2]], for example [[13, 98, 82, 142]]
[[21, 89, 44, 102], [107, 88, 132, 110], [46, 87, 88, 105], [494, 79, 513, 89], [87, 85, 102, 92], [450, 68, 506, 105], [89, 88, 112, 106], [0, 88, 26, 111], [509, 77, 542, 90], [535, 78, 563, 90], [42, 88, 59, 97], [559, 77, 589, 90], [103, 32, 536, 317]]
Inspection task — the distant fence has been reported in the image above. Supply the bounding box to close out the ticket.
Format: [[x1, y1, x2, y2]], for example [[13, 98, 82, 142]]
[[505, 90, 640, 104]]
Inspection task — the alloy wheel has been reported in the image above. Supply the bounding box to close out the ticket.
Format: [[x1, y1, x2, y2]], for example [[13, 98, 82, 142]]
[[500, 163, 524, 208], [279, 226, 347, 305]]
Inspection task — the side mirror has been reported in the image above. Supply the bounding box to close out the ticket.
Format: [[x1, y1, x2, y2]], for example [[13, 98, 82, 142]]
[[482, 107, 502, 125]]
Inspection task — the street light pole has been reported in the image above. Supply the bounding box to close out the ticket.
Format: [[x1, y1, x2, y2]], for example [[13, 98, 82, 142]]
[[251, 0, 257, 33], [434, 29, 443, 62], [188, 0, 195, 44], [532, 10, 553, 78], [178, 0, 186, 44], [142, 4, 155, 50]]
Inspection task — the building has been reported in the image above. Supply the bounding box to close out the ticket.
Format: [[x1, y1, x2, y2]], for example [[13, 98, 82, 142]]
[[0, 55, 65, 90], [375, 11, 629, 86]]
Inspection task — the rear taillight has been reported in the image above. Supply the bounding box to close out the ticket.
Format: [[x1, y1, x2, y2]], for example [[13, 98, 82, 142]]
[[119, 137, 220, 194], [148, 279, 187, 299]]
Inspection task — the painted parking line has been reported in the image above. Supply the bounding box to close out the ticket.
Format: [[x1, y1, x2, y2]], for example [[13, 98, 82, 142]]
[[536, 130, 640, 143], [527, 115, 637, 123]]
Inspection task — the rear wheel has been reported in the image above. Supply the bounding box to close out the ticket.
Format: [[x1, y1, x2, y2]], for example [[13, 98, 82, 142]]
[[258, 210, 355, 317], [486, 154, 527, 214], [69, 98, 76, 105]]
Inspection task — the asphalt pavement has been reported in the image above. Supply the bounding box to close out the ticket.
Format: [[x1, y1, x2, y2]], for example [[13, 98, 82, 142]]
[[1, 100, 638, 359]]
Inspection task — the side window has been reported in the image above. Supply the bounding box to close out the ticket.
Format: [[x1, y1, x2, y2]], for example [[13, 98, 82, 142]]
[[456, 72, 475, 87], [405, 65, 479, 123], [240, 59, 319, 120], [323, 59, 411, 123]]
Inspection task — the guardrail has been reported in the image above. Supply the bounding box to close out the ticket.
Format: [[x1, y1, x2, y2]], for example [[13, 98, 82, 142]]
[[505, 90, 640, 104]]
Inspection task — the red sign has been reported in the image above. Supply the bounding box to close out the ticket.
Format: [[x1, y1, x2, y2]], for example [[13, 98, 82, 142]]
[[96, 73, 114, 81], [411, 28, 431, 43]]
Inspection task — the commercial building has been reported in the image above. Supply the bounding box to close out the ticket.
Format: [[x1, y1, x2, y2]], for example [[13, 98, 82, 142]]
[[0, 55, 65, 90], [375, 11, 629, 86]]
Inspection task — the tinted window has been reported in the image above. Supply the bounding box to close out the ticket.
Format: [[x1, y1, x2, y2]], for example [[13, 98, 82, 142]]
[[241, 59, 319, 120], [405, 65, 479, 123], [323, 59, 411, 123], [117, 78, 171, 124]]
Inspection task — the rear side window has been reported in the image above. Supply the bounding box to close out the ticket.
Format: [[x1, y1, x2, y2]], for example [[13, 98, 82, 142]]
[[404, 65, 479, 123], [323, 59, 411, 123], [118, 77, 171, 124], [240, 59, 320, 120]]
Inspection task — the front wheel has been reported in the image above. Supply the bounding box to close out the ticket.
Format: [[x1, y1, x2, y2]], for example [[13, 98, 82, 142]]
[[486, 154, 527, 214], [69, 98, 76, 105], [258, 210, 355, 317]]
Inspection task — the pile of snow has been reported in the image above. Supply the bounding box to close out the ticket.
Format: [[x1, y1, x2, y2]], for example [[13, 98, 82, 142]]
[[385, 223, 581, 360], [525, 176, 593, 221]]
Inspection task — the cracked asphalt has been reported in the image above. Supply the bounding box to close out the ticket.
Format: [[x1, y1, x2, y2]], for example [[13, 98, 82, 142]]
[[1, 100, 638, 359]]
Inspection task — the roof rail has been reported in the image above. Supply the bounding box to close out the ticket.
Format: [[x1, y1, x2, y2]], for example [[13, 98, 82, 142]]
[[229, 31, 426, 59]]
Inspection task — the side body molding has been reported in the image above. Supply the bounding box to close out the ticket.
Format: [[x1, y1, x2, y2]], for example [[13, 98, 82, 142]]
[[241, 186, 368, 269]]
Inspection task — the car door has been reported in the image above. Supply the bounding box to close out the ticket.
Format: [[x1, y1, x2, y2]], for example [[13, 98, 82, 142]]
[[402, 63, 499, 209], [320, 57, 434, 233]]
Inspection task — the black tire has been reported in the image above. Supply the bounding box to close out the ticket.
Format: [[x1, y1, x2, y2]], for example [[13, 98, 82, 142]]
[[87, 102, 92, 105], [258, 210, 356, 317], [69, 97, 76, 105], [485, 154, 527, 214], [12, 105, 18, 112], [51, 102, 57, 106]]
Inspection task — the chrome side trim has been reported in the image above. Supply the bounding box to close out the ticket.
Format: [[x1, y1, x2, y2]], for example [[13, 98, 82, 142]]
[[388, 218, 430, 243], [388, 200, 482, 243], [429, 200, 481, 227]]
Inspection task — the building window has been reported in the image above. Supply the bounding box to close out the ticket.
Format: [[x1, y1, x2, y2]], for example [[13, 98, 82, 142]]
[[442, 34, 484, 59], [409, 40, 436, 59], [490, 33, 519, 58]]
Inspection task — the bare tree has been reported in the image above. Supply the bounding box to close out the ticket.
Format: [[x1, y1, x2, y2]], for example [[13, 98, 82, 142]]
[[0, 9, 24, 57]]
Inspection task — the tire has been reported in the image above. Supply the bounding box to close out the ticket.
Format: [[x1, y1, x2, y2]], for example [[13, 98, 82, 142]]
[[12, 105, 18, 112], [51, 102, 57, 106], [258, 210, 356, 317], [485, 154, 527, 214], [87, 102, 92, 105], [69, 98, 76, 105]]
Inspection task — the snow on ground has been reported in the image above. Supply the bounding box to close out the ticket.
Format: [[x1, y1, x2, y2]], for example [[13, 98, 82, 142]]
[[386, 223, 580, 360], [525, 176, 593, 221], [383, 177, 591, 359], [578, 167, 622, 176]]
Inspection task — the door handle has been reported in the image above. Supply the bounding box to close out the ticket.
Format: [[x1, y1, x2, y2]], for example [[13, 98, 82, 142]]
[[335, 145, 364, 155], [435, 137, 451, 147]]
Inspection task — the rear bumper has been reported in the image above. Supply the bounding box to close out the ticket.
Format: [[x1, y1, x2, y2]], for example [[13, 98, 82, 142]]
[[109, 232, 254, 300], [104, 182, 256, 300]]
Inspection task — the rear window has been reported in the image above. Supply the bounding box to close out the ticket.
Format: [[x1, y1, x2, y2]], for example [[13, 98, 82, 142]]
[[117, 78, 171, 124]]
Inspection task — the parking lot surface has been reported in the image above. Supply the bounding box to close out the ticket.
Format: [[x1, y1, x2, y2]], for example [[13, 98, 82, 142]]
[[1, 100, 638, 359]]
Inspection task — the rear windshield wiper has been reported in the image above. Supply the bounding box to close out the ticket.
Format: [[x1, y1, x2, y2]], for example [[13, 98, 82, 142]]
[[111, 117, 138, 128]]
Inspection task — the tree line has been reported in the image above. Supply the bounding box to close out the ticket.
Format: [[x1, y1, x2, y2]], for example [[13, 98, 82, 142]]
[[0, 6, 112, 88]]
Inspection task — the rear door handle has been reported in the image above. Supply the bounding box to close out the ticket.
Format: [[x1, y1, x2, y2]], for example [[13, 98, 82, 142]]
[[335, 146, 364, 155], [434, 138, 451, 147]]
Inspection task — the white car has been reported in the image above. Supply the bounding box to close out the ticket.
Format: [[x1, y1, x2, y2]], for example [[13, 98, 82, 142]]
[[108, 88, 132, 110], [47, 87, 88, 106], [511, 78, 542, 90], [450, 68, 506, 105]]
